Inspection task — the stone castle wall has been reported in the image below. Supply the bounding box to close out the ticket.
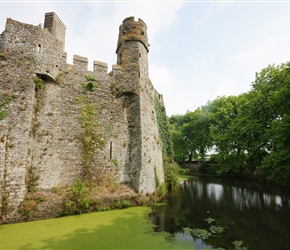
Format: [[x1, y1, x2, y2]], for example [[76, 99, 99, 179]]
[[0, 13, 166, 222]]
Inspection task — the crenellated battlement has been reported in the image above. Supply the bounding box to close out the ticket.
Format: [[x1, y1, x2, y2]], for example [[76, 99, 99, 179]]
[[116, 16, 149, 54]]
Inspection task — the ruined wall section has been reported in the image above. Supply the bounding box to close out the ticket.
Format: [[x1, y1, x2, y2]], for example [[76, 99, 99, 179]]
[[0, 51, 37, 221], [0, 18, 66, 81], [0, 17, 68, 221], [43, 12, 66, 49]]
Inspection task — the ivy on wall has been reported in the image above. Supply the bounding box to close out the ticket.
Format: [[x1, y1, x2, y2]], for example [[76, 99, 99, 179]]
[[154, 96, 173, 160], [82, 75, 99, 91], [76, 89, 106, 179]]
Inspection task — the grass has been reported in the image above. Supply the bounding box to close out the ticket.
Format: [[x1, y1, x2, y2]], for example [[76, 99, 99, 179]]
[[0, 207, 195, 249]]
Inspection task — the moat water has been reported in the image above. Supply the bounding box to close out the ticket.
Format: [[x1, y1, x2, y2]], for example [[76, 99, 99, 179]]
[[150, 176, 290, 250]]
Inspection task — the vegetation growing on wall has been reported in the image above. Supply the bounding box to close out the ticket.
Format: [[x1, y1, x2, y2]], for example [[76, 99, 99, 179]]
[[19, 193, 46, 219], [154, 96, 173, 159], [0, 97, 11, 120], [26, 166, 39, 192], [154, 96, 182, 190], [76, 95, 106, 179], [62, 179, 90, 216], [34, 76, 44, 91], [82, 75, 99, 91]]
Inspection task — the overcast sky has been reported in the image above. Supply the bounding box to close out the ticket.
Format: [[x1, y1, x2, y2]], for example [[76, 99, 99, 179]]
[[1, 1, 290, 116]]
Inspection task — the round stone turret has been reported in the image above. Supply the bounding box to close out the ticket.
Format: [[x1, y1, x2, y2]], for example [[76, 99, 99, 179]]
[[116, 17, 149, 54]]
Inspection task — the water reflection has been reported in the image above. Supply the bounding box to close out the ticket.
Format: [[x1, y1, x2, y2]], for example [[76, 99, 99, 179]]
[[150, 176, 290, 250], [207, 183, 223, 202]]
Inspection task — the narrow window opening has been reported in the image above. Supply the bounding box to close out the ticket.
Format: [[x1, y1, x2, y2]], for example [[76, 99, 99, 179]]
[[37, 44, 41, 53], [110, 142, 112, 159], [138, 71, 140, 78], [139, 53, 141, 58]]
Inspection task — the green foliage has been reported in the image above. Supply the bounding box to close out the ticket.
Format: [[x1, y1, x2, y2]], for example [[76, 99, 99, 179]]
[[232, 241, 249, 250], [19, 200, 37, 218], [191, 228, 212, 240], [98, 206, 111, 212], [209, 225, 225, 234], [114, 198, 121, 208], [63, 179, 89, 216], [82, 75, 98, 91], [26, 166, 39, 192], [111, 159, 119, 167], [183, 216, 247, 249], [85, 75, 97, 81], [169, 61, 290, 186], [204, 217, 215, 224], [0, 97, 11, 120], [169, 108, 212, 163], [72, 178, 87, 196], [154, 96, 180, 192], [122, 200, 131, 208], [154, 96, 173, 160], [19, 194, 45, 219], [34, 76, 43, 91], [158, 182, 166, 197], [168, 115, 188, 162], [77, 97, 106, 178], [163, 157, 181, 190]]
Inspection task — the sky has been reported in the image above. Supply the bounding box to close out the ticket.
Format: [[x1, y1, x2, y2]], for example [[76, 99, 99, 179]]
[[1, 1, 290, 116]]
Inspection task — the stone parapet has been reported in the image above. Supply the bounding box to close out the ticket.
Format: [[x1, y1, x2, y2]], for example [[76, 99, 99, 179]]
[[73, 55, 88, 71], [94, 60, 108, 75]]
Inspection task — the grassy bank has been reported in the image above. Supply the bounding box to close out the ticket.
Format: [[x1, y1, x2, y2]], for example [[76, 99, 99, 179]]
[[0, 207, 194, 249]]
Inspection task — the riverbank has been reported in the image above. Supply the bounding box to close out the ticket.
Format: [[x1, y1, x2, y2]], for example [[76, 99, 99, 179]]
[[0, 206, 195, 249]]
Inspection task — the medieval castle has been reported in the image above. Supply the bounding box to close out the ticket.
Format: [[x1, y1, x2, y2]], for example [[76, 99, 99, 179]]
[[0, 12, 168, 222]]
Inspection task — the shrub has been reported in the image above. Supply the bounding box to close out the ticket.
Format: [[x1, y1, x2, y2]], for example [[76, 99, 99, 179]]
[[163, 157, 181, 190], [62, 179, 90, 215], [122, 200, 131, 208]]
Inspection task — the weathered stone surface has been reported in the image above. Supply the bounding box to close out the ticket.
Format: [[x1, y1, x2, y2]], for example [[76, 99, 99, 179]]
[[0, 12, 166, 222]]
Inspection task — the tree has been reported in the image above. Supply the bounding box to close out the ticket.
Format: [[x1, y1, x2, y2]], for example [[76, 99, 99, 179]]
[[182, 108, 212, 161], [168, 61, 290, 185], [251, 63, 290, 184], [168, 115, 188, 162]]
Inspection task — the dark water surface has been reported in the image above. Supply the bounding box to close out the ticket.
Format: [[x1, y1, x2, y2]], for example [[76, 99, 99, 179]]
[[150, 176, 290, 250]]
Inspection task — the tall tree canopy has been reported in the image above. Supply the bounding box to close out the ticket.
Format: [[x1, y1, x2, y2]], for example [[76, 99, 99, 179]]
[[169, 62, 290, 185]]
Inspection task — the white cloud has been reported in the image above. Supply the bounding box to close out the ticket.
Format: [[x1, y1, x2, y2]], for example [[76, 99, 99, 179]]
[[2, 2, 290, 117]]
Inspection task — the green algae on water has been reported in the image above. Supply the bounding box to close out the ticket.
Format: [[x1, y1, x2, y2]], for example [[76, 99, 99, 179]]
[[0, 207, 194, 249]]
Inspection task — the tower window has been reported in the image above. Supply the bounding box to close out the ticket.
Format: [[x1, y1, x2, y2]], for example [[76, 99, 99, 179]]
[[37, 44, 41, 53]]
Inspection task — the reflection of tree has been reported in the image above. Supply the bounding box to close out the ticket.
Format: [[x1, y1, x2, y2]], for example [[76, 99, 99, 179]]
[[150, 177, 290, 250]]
